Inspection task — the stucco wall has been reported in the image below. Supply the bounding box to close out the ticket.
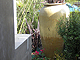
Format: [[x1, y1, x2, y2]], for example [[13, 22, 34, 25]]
[[0, 0, 15, 60]]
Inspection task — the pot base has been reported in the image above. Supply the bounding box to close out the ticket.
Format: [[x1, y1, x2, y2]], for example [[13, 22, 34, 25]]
[[41, 36, 64, 59]]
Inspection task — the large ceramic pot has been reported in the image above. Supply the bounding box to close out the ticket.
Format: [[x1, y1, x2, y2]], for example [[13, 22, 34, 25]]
[[39, 3, 70, 59]]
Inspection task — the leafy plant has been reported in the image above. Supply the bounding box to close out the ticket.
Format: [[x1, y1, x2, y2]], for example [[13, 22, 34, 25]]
[[54, 52, 66, 60], [65, 0, 79, 2], [32, 49, 50, 60], [57, 11, 80, 60], [17, 0, 44, 34], [32, 49, 66, 60]]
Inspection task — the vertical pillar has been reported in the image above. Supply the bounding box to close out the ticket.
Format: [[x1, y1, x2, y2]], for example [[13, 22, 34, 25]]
[[0, 0, 15, 60]]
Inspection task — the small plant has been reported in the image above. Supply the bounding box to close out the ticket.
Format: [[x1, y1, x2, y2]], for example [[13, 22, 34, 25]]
[[53, 49, 66, 60], [32, 49, 50, 60], [57, 11, 80, 60], [54, 53, 66, 60], [32, 48, 68, 60]]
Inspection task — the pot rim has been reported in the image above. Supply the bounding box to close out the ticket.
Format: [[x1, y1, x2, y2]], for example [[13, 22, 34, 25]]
[[44, 3, 66, 6]]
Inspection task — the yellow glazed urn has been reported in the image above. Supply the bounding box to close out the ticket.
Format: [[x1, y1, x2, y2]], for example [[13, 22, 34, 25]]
[[39, 3, 70, 59]]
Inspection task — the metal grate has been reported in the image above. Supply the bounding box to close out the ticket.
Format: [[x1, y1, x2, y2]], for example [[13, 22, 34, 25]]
[[17, 0, 44, 34]]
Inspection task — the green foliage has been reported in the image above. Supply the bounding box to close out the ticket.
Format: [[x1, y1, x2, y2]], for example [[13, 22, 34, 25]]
[[17, 0, 44, 34], [57, 11, 80, 60], [54, 53, 66, 60], [32, 49, 50, 60], [32, 49, 66, 60], [65, 0, 80, 2], [54, 50, 66, 60], [65, 0, 80, 4]]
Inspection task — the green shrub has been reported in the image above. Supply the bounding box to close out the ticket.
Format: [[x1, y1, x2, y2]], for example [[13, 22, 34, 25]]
[[57, 11, 80, 60]]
